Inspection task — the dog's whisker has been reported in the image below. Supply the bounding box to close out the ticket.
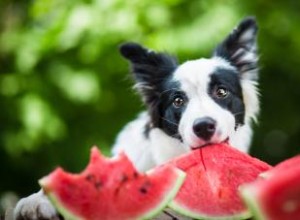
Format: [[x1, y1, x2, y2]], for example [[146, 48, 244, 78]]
[[170, 133, 181, 139], [233, 112, 245, 116], [161, 117, 179, 126]]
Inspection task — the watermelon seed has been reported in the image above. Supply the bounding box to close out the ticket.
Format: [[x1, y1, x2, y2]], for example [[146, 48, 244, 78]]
[[86, 174, 102, 189], [85, 174, 95, 182], [133, 171, 139, 179], [139, 187, 148, 194], [94, 181, 102, 189], [139, 181, 151, 194], [114, 174, 129, 196], [121, 174, 128, 183]]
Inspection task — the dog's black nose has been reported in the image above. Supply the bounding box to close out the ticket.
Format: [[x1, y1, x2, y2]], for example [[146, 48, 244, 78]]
[[193, 117, 216, 141]]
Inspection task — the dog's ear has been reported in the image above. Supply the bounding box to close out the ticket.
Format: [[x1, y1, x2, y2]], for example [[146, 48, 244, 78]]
[[119, 42, 178, 104], [214, 17, 258, 80]]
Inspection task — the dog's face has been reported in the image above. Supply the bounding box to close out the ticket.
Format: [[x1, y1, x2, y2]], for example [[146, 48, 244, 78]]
[[172, 58, 245, 149], [120, 17, 259, 150]]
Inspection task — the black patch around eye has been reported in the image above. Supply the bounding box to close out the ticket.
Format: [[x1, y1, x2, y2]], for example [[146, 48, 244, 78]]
[[209, 68, 245, 128], [147, 79, 186, 140]]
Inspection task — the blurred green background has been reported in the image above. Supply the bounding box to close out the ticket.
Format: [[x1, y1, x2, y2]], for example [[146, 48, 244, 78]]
[[1, 0, 300, 212]]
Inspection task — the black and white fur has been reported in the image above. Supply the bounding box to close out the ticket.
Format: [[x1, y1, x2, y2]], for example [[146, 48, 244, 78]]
[[113, 17, 259, 171], [13, 17, 259, 219]]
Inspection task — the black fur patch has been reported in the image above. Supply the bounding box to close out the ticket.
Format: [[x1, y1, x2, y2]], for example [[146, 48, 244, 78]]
[[155, 80, 186, 139], [120, 43, 181, 137], [214, 17, 258, 80], [208, 68, 245, 128]]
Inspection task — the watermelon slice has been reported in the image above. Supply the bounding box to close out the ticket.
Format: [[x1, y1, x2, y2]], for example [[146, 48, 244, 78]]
[[167, 143, 272, 219], [241, 155, 300, 220], [39, 146, 185, 220], [260, 154, 300, 178]]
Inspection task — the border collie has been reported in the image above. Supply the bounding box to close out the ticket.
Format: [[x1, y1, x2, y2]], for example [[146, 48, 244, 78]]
[[112, 17, 259, 172], [14, 17, 259, 219]]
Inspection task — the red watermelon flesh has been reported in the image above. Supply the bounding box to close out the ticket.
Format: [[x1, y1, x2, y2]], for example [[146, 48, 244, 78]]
[[168, 143, 272, 219], [241, 156, 300, 220], [39, 147, 185, 220], [260, 154, 300, 178]]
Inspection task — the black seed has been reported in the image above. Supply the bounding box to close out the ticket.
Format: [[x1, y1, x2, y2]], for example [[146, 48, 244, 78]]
[[85, 174, 95, 182], [139, 181, 151, 194], [95, 181, 102, 189], [133, 172, 139, 179], [121, 174, 128, 183], [139, 187, 147, 194]]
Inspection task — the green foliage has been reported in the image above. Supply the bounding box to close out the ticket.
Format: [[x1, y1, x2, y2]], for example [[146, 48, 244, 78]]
[[1, 0, 300, 200]]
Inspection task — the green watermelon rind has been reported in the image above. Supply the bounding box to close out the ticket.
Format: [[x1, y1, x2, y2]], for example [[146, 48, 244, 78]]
[[141, 168, 186, 219], [168, 199, 252, 220], [240, 184, 267, 220], [39, 168, 186, 220], [39, 178, 83, 220]]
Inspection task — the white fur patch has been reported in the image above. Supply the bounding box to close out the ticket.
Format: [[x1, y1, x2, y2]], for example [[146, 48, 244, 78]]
[[149, 128, 188, 165], [173, 57, 233, 92], [14, 190, 59, 220], [241, 79, 260, 122], [112, 112, 156, 172]]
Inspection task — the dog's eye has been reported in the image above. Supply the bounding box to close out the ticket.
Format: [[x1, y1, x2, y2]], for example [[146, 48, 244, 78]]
[[173, 96, 185, 108], [215, 87, 229, 99]]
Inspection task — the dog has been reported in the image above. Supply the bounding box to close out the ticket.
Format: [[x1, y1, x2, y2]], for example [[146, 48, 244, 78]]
[[14, 17, 259, 219], [112, 17, 259, 172]]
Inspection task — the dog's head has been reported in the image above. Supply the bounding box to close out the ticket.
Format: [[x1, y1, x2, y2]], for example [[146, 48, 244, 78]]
[[120, 17, 259, 151]]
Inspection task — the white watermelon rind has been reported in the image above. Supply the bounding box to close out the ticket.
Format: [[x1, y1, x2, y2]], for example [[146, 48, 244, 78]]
[[169, 199, 252, 220], [240, 184, 267, 220], [39, 168, 186, 220]]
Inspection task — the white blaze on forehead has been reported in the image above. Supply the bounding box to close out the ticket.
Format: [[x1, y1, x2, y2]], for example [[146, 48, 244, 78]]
[[173, 57, 234, 96], [172, 57, 237, 149]]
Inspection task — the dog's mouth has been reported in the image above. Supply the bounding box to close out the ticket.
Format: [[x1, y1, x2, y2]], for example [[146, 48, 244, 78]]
[[190, 137, 229, 150]]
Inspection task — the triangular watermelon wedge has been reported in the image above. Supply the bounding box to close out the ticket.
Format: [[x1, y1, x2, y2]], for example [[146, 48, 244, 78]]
[[39, 146, 186, 220], [260, 154, 300, 179], [167, 143, 272, 220], [240, 155, 300, 220]]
